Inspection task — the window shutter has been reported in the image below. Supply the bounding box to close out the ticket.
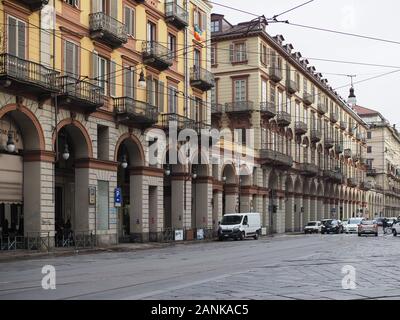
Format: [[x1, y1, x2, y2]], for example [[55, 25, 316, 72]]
[[65, 41, 74, 76], [110, 0, 118, 19], [146, 76, 153, 105], [92, 0, 100, 13], [124, 67, 132, 98], [8, 17, 17, 56], [92, 51, 99, 85], [242, 42, 247, 61], [124, 7, 132, 35], [110, 61, 116, 97], [229, 43, 234, 62], [158, 81, 164, 113], [17, 20, 26, 59]]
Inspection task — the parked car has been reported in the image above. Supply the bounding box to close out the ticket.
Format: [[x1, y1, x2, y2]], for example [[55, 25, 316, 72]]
[[304, 221, 322, 234], [387, 218, 397, 227], [321, 219, 344, 234], [358, 220, 378, 237], [392, 221, 400, 237], [374, 217, 385, 226], [218, 213, 261, 241], [345, 218, 365, 234]]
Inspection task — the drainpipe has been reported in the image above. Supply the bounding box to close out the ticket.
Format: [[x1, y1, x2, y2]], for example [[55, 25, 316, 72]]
[[184, 0, 189, 118]]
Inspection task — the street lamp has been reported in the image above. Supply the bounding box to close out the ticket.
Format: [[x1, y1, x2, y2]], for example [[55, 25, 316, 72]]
[[121, 154, 128, 169], [138, 69, 146, 89], [62, 143, 70, 161], [6, 132, 16, 153]]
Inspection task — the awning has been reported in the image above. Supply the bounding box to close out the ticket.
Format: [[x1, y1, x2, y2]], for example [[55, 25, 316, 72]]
[[0, 153, 23, 203]]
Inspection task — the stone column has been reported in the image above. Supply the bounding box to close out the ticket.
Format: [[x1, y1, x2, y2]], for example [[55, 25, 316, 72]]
[[303, 196, 311, 226], [276, 195, 286, 234], [224, 184, 239, 214], [285, 195, 294, 232], [294, 194, 303, 232], [193, 177, 213, 229], [129, 174, 149, 242], [170, 176, 185, 229], [212, 190, 223, 233], [317, 197, 324, 221]]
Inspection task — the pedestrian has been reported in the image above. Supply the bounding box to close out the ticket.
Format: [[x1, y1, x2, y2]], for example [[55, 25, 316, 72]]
[[382, 218, 388, 234]]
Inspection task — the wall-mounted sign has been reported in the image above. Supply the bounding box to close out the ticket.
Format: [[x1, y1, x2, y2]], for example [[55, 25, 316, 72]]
[[197, 229, 204, 240], [88, 186, 96, 205], [175, 230, 184, 241], [114, 188, 122, 208]]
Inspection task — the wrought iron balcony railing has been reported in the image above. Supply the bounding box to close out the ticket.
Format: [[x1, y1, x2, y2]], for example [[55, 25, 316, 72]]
[[344, 149, 352, 159], [347, 178, 358, 188], [225, 101, 254, 113], [295, 121, 308, 135], [0, 53, 59, 95], [340, 121, 347, 130], [323, 169, 343, 183], [335, 144, 344, 154], [260, 146, 293, 168], [330, 112, 338, 123], [367, 168, 378, 176], [360, 181, 373, 191], [165, 1, 189, 30], [142, 41, 173, 71], [286, 80, 298, 94], [317, 102, 327, 115], [269, 66, 282, 82], [311, 129, 322, 143], [114, 97, 159, 126], [298, 163, 319, 177], [260, 102, 276, 118], [303, 92, 314, 106], [17, 0, 49, 10], [161, 113, 196, 130], [57, 75, 104, 110], [277, 111, 291, 127], [211, 103, 223, 115], [190, 66, 215, 91], [89, 12, 128, 48], [324, 137, 334, 149]]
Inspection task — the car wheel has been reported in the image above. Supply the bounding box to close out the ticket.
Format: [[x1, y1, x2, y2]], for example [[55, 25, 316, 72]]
[[394, 230, 398, 237], [218, 236, 224, 241], [240, 232, 245, 241], [254, 232, 259, 240], [358, 233, 361, 237], [375, 233, 378, 237]]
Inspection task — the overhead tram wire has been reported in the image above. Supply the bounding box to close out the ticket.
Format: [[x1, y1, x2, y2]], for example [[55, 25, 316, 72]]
[[270, 0, 315, 21]]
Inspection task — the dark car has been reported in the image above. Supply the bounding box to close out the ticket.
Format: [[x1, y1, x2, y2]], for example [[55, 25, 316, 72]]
[[321, 219, 343, 234], [374, 217, 385, 226]]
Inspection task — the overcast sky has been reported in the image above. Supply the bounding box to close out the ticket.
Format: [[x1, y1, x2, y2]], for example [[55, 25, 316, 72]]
[[211, 0, 400, 125]]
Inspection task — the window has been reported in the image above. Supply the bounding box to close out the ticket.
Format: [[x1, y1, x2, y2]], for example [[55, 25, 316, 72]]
[[367, 131, 372, 139], [7, 16, 26, 59], [193, 8, 205, 29], [261, 80, 267, 103], [64, 40, 79, 78], [304, 107, 308, 125], [124, 6, 135, 37], [230, 42, 247, 63], [211, 86, 216, 106], [234, 79, 246, 102], [64, 0, 79, 8], [193, 49, 201, 69], [285, 95, 290, 113], [168, 33, 176, 59], [278, 91, 283, 112], [366, 159, 373, 169], [123, 66, 135, 98], [168, 86, 177, 114], [367, 146, 372, 153], [97, 125, 109, 161], [98, 56, 108, 95], [211, 45, 217, 65], [147, 21, 156, 42], [211, 20, 219, 32], [260, 44, 268, 65], [295, 102, 300, 121]]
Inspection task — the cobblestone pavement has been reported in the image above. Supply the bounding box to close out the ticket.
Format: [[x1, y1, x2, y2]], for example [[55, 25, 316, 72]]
[[1, 231, 400, 300]]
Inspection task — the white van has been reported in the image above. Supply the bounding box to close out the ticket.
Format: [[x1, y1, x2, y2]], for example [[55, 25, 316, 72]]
[[218, 213, 262, 241]]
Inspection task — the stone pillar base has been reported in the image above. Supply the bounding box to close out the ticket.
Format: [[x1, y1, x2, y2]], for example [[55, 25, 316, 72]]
[[149, 232, 164, 242]]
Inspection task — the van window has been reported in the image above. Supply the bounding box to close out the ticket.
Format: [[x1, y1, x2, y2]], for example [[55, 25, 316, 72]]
[[221, 215, 242, 225], [243, 216, 248, 225]]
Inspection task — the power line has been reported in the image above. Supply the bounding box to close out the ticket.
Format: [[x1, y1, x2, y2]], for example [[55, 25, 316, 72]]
[[207, 1, 260, 17], [270, 0, 315, 21]]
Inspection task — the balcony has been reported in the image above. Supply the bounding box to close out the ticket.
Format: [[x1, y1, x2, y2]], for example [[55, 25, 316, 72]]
[[225, 101, 254, 113], [286, 80, 298, 94], [352, 154, 360, 163], [269, 67, 282, 83], [335, 144, 344, 154], [311, 130, 322, 143], [190, 66, 215, 92], [360, 181, 373, 191], [367, 169, 378, 177], [193, 121, 212, 134], [298, 163, 319, 177], [114, 97, 158, 127], [347, 178, 358, 188], [295, 121, 308, 135], [161, 113, 196, 131], [211, 103, 223, 115], [142, 41, 173, 71], [57, 76, 104, 112], [0, 53, 59, 97], [330, 112, 338, 123], [276, 111, 291, 127], [324, 137, 334, 149], [340, 121, 347, 130], [344, 149, 352, 159], [260, 102, 276, 119], [165, 1, 189, 30], [303, 93, 314, 106], [89, 12, 128, 48], [260, 147, 293, 168], [317, 102, 327, 115], [16, 0, 48, 11], [323, 170, 343, 183]]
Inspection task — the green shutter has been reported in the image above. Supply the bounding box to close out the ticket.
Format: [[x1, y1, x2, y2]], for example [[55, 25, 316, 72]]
[[158, 81, 164, 113]]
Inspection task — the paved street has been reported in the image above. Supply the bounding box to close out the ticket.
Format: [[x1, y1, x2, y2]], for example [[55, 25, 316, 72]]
[[1, 231, 400, 300]]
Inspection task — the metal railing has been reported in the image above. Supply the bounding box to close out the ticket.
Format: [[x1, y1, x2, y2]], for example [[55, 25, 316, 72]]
[[311, 129, 322, 142], [269, 66, 282, 81], [295, 121, 308, 134], [165, 1, 189, 26], [260, 146, 294, 167], [58, 75, 104, 106], [89, 12, 128, 43], [190, 66, 215, 88], [142, 41, 173, 65], [286, 79, 298, 93], [277, 111, 291, 125], [317, 102, 327, 114], [161, 113, 196, 130], [225, 101, 254, 113], [303, 92, 314, 105], [260, 102, 276, 116], [211, 103, 223, 114], [0, 53, 59, 91], [330, 112, 338, 123], [114, 97, 159, 123], [55, 231, 95, 249]]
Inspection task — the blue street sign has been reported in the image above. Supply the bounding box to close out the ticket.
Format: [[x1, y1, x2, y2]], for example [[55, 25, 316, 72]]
[[115, 188, 122, 207]]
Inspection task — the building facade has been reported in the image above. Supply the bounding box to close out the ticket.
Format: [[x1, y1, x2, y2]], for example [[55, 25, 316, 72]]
[[354, 105, 400, 218], [210, 14, 371, 233], [0, 0, 215, 247]]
